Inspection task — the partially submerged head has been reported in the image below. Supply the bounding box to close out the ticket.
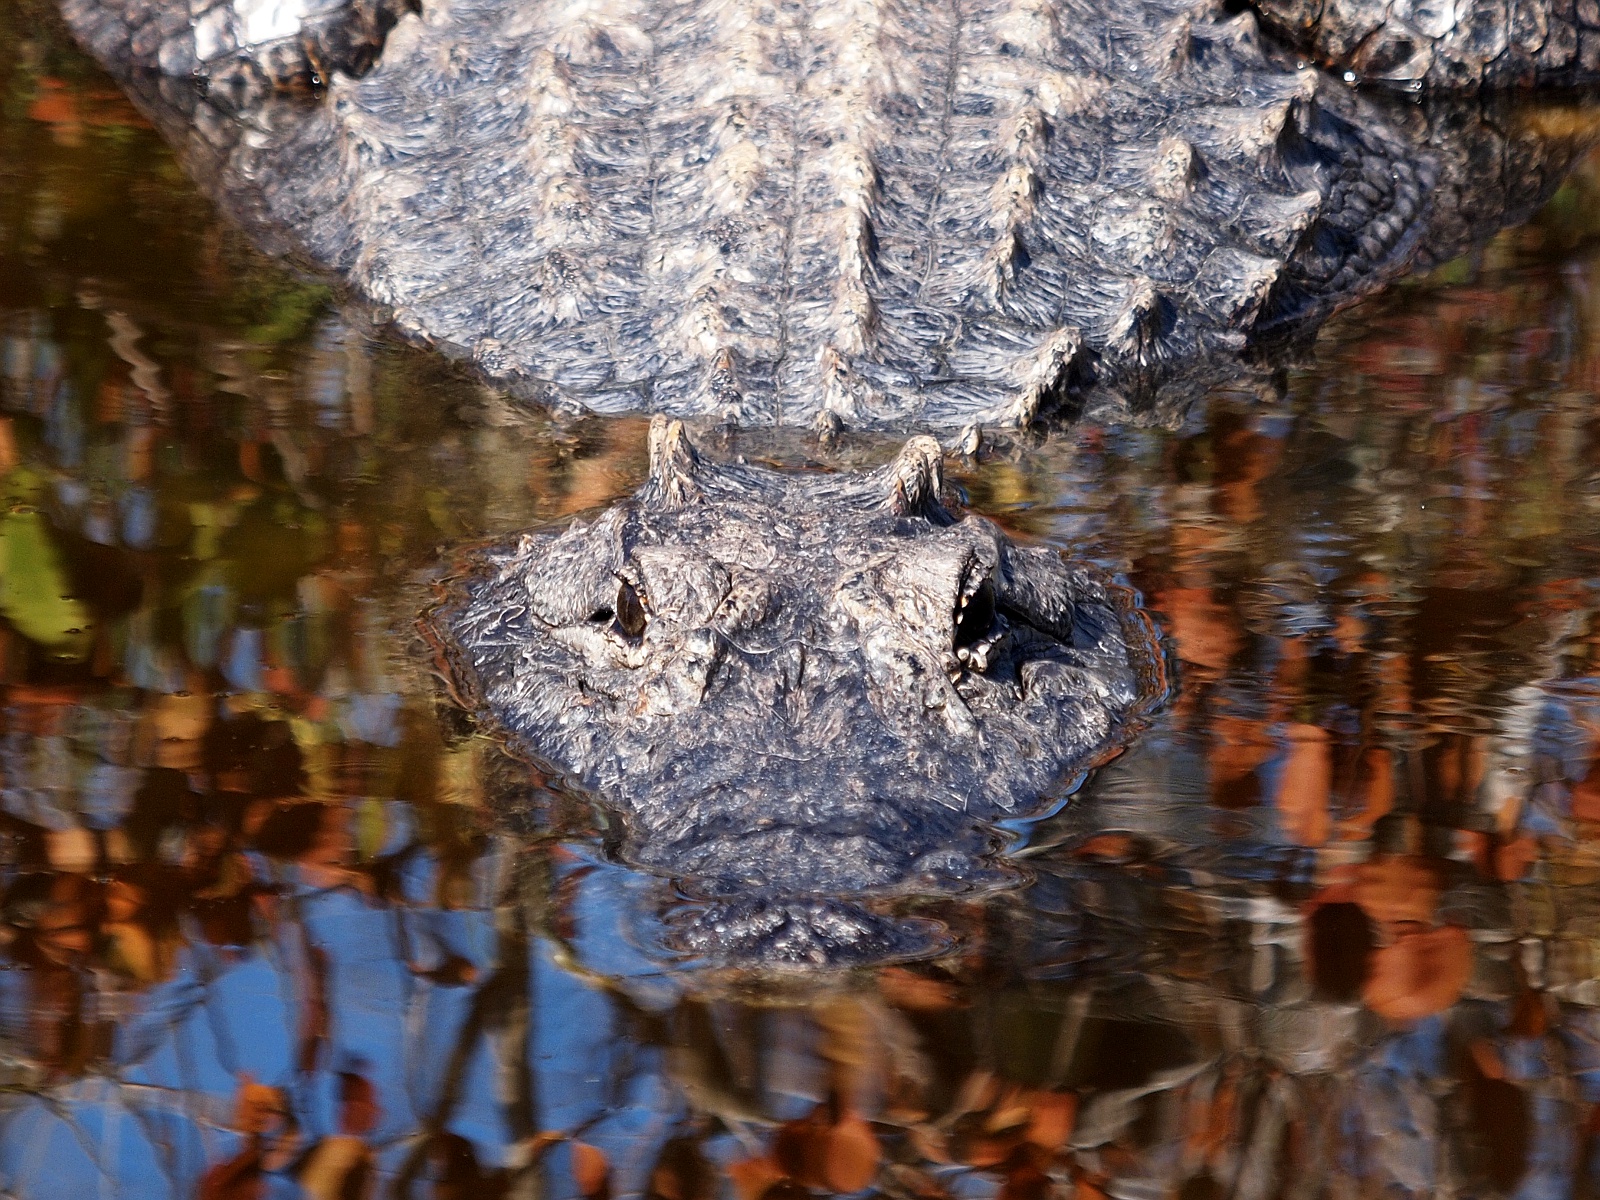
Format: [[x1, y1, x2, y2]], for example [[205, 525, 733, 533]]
[[431, 418, 1164, 917]]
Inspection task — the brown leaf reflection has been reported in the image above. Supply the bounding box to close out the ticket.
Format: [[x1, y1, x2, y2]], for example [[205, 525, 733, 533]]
[[426, 1133, 502, 1200], [1362, 925, 1474, 1024], [995, 1147, 1054, 1200], [299, 1134, 375, 1200], [1342, 747, 1395, 840], [198, 1078, 300, 1200], [877, 966, 966, 1012], [1159, 588, 1240, 675], [1024, 1093, 1077, 1154], [1206, 716, 1273, 810], [570, 1140, 612, 1200], [767, 1098, 883, 1194], [1569, 739, 1600, 824], [297, 942, 331, 1076], [1275, 724, 1332, 847], [1302, 855, 1475, 1020], [648, 1138, 717, 1200], [1305, 897, 1377, 1001], [946, 1082, 1079, 1169], [1353, 855, 1443, 928]]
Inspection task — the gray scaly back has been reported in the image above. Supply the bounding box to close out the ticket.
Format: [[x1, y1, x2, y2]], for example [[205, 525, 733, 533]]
[[60, 0, 1600, 429]]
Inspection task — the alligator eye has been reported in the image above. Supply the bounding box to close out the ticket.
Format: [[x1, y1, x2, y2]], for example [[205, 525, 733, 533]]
[[953, 579, 996, 651], [615, 579, 648, 640]]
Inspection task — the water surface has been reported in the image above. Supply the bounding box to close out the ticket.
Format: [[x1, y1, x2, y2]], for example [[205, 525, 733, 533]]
[[5, 8, 1600, 1198]]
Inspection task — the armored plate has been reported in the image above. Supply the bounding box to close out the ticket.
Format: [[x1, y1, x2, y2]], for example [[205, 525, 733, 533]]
[[63, 0, 1599, 429], [1255, 0, 1600, 87]]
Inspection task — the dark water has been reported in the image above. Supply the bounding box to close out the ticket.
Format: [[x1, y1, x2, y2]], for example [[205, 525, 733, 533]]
[[7, 8, 1600, 1199]]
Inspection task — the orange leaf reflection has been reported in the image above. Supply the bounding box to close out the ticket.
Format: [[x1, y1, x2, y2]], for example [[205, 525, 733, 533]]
[[1363, 925, 1474, 1024], [1276, 724, 1331, 847], [571, 1140, 611, 1199]]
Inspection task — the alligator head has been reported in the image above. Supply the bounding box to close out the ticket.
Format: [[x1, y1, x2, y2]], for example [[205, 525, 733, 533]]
[[428, 418, 1164, 960]]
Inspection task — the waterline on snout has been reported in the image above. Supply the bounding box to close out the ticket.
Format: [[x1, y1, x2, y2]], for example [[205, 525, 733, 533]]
[[425, 421, 1168, 964]]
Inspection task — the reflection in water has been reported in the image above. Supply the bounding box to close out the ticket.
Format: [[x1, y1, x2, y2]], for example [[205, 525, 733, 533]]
[[6, 11, 1600, 1200]]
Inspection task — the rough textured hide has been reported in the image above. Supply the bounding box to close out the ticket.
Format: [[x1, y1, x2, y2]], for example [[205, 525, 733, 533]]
[[1254, 0, 1600, 86], [64, 0, 414, 100], [58, 0, 1600, 428], [425, 419, 1165, 960]]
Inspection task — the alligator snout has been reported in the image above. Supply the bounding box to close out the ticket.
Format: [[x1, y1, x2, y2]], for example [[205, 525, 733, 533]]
[[429, 419, 1166, 930]]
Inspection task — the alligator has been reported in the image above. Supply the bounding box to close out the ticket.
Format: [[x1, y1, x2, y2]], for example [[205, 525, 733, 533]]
[[50, 0, 1600, 956], [59, 0, 1600, 430], [426, 417, 1165, 960]]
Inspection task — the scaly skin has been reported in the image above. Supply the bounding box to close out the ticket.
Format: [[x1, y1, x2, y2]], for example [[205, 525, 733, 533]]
[[1254, 0, 1600, 87], [58, 0, 1600, 429], [61, 0, 414, 102], [424, 419, 1165, 962]]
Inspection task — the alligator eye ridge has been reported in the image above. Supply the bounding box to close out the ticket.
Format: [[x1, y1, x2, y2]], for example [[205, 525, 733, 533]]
[[616, 579, 648, 640], [953, 578, 997, 652]]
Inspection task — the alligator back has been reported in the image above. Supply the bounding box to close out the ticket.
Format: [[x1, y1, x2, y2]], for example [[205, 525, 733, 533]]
[[61, 0, 1599, 427]]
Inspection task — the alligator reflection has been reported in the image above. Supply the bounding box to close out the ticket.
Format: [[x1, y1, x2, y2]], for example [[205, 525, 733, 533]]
[[8, 20, 1600, 1200]]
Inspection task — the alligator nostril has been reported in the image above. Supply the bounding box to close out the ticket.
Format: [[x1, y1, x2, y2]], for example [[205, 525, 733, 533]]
[[615, 579, 648, 640], [953, 579, 997, 652]]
